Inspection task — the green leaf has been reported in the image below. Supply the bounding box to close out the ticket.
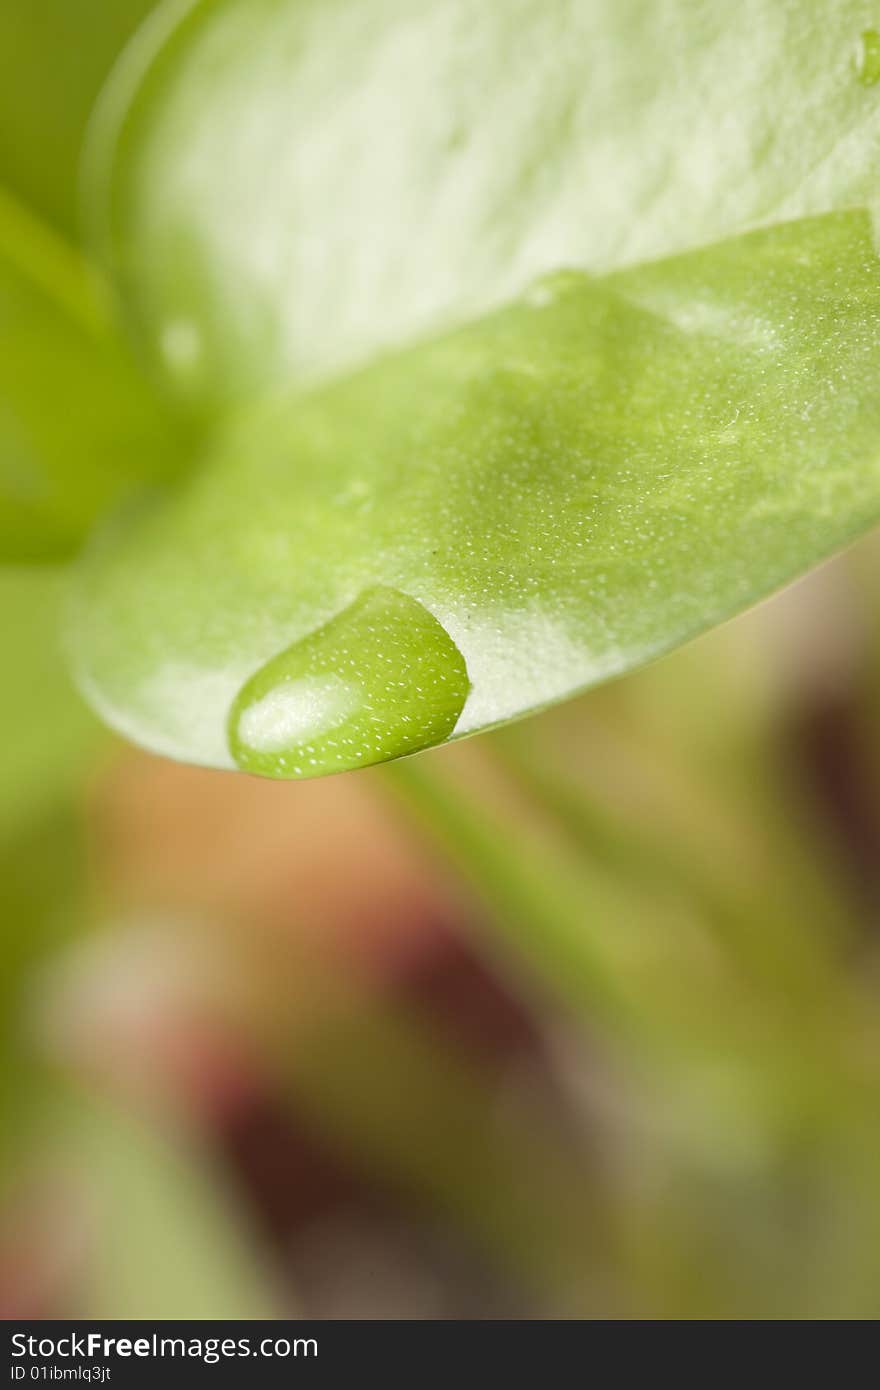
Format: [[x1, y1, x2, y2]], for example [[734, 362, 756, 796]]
[[0, 0, 158, 234], [88, 0, 880, 414], [0, 189, 184, 561], [69, 211, 880, 775]]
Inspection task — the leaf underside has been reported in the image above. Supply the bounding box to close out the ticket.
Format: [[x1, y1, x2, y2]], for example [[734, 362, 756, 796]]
[[67, 0, 880, 776]]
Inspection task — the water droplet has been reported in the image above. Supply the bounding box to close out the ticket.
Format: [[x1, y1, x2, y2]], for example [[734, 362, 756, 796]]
[[854, 28, 880, 86], [228, 587, 470, 779]]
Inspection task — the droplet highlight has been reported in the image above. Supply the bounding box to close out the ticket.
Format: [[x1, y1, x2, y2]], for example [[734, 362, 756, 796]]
[[854, 28, 880, 86], [228, 587, 471, 779]]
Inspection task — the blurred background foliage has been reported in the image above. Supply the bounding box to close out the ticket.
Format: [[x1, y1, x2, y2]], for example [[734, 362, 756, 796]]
[[0, 1, 156, 234], [4, 0, 880, 1322], [5, 539, 880, 1318]]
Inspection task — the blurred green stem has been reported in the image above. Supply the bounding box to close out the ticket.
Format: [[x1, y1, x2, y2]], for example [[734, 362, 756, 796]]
[[385, 745, 880, 1141], [385, 755, 640, 1037], [491, 728, 845, 1000]]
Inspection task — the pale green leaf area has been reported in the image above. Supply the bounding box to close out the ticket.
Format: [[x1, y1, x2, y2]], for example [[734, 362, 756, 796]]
[[0, 190, 184, 561], [0, 0, 158, 234], [90, 0, 880, 413], [71, 211, 880, 774]]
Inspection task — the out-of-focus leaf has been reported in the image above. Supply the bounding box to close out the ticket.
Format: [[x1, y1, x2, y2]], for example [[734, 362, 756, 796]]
[[87, 0, 880, 414], [0, 190, 183, 561], [70, 212, 880, 774], [0, 567, 102, 838], [0, 0, 158, 234], [0, 566, 103, 1170], [70, 1097, 279, 1319], [0, 811, 86, 1171]]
